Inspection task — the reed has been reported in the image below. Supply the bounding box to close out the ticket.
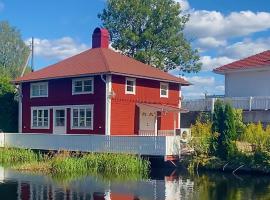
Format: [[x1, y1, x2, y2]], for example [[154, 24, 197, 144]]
[[50, 152, 150, 176], [0, 148, 150, 178], [0, 148, 39, 165]]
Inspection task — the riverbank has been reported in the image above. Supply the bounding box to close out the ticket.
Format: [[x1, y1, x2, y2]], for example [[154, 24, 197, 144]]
[[0, 147, 150, 178], [182, 152, 270, 175]]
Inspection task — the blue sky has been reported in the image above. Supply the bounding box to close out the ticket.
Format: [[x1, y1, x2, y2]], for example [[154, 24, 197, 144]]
[[1, 0, 270, 99]]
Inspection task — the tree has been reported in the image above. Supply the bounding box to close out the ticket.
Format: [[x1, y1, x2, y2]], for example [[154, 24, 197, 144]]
[[0, 21, 29, 132], [99, 0, 201, 72], [212, 101, 237, 160], [0, 21, 30, 79]]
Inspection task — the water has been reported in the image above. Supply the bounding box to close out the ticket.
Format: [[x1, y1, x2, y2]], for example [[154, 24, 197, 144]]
[[1, 167, 270, 200]]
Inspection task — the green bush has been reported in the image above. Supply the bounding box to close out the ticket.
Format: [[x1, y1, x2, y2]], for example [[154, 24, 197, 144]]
[[190, 120, 213, 156], [240, 122, 270, 151]]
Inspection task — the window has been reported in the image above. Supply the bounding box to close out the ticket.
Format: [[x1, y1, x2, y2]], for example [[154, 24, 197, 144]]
[[72, 77, 94, 94], [30, 82, 48, 98], [125, 78, 136, 94], [160, 82, 169, 98], [31, 108, 49, 129], [55, 109, 65, 126], [71, 106, 93, 129]]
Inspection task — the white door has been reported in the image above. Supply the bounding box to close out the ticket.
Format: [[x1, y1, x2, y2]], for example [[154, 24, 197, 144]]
[[139, 107, 156, 132], [53, 108, 66, 134]]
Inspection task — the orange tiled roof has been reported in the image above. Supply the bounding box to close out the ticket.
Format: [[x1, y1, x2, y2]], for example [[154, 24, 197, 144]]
[[15, 48, 190, 85], [214, 50, 270, 74]]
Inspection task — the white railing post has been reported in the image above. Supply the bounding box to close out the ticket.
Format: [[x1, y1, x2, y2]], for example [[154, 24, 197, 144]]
[[211, 98, 216, 113], [249, 96, 253, 111]]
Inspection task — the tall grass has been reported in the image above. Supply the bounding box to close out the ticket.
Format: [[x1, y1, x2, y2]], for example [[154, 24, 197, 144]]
[[0, 148, 150, 178], [0, 148, 39, 165], [51, 152, 150, 176]]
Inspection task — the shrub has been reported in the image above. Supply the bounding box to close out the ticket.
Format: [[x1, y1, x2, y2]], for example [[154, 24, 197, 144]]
[[240, 122, 270, 151], [190, 120, 212, 156]]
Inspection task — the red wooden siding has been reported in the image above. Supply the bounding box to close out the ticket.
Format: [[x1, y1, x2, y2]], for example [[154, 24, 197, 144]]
[[157, 112, 177, 130], [110, 75, 180, 135], [21, 76, 105, 134]]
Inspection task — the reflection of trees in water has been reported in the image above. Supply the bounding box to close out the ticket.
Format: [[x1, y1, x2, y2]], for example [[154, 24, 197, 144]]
[[189, 173, 270, 200]]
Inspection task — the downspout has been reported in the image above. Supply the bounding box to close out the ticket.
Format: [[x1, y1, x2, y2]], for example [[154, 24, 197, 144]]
[[101, 74, 111, 136]]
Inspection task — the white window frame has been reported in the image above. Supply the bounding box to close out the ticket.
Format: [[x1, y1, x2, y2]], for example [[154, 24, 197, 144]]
[[71, 105, 94, 130], [30, 82, 48, 98], [31, 107, 50, 129], [125, 77, 136, 95], [160, 82, 169, 98], [72, 77, 94, 95]]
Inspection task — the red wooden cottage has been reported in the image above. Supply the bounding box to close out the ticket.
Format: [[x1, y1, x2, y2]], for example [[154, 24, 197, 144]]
[[14, 27, 190, 136]]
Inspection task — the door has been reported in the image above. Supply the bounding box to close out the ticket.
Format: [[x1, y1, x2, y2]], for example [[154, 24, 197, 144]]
[[53, 108, 66, 134], [139, 106, 157, 134]]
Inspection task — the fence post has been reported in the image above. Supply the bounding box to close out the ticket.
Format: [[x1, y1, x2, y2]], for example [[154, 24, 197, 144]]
[[249, 96, 253, 111], [211, 98, 216, 113]]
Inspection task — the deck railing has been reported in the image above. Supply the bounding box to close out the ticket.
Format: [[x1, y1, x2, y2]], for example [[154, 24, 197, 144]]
[[0, 133, 181, 157], [182, 96, 270, 112]]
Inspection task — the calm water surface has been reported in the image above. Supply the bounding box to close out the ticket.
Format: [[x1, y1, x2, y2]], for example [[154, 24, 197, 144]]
[[1, 167, 270, 200]]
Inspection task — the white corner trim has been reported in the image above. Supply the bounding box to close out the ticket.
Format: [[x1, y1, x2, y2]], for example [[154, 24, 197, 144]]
[[160, 82, 169, 98], [105, 75, 112, 135], [30, 81, 48, 98], [72, 77, 94, 95], [125, 77, 136, 95]]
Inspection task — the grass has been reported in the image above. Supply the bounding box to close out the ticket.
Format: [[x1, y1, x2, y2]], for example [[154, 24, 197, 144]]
[[0, 148, 150, 179]]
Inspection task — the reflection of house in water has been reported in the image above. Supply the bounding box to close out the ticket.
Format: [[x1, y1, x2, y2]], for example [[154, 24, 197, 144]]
[[0, 168, 194, 200]]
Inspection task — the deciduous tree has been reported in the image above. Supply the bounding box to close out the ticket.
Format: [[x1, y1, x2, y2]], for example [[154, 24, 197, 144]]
[[99, 0, 201, 72]]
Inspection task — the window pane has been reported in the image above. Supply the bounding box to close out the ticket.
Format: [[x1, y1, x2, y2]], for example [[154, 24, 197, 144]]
[[39, 84, 48, 96], [161, 89, 167, 96], [73, 109, 78, 117], [86, 118, 91, 127], [74, 81, 83, 93], [84, 80, 92, 86], [127, 80, 134, 86], [84, 85, 92, 92], [44, 118, 48, 126], [32, 85, 39, 96], [127, 85, 133, 92], [86, 109, 91, 118], [56, 118, 64, 126], [75, 81, 82, 87], [79, 109, 85, 127], [38, 110, 42, 118], [44, 110, 48, 118], [74, 86, 83, 93], [73, 117, 78, 127], [38, 118, 43, 126]]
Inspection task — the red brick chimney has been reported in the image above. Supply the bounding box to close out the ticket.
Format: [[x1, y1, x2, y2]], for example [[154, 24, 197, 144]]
[[92, 27, 109, 48]]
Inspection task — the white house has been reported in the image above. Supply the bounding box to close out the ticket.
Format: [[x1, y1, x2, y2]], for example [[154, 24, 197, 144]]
[[213, 50, 270, 97]]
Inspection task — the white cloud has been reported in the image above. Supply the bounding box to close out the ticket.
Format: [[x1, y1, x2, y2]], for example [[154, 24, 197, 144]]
[[186, 76, 215, 86], [25, 37, 88, 60], [186, 10, 270, 39], [200, 56, 235, 71], [182, 76, 224, 99], [0, 2, 4, 11], [197, 37, 227, 49], [220, 37, 270, 59]]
